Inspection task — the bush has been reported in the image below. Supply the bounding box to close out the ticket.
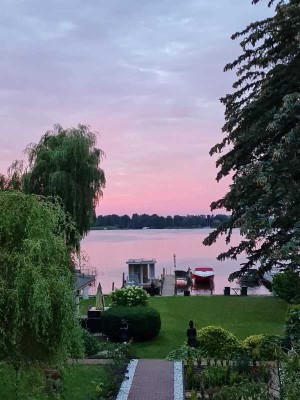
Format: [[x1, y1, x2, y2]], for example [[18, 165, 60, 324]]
[[285, 304, 300, 341], [272, 270, 300, 303], [281, 352, 300, 400], [167, 344, 203, 362], [212, 382, 269, 400], [197, 326, 241, 359], [81, 329, 101, 356], [111, 286, 149, 307], [243, 334, 282, 361], [101, 306, 161, 342]]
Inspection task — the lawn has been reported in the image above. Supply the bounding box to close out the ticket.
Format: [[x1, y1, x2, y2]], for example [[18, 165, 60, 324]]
[[80, 295, 287, 359], [63, 364, 107, 400], [0, 363, 107, 400], [132, 296, 288, 358]]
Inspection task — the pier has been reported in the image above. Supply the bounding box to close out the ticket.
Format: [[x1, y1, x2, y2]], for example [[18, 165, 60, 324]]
[[161, 274, 175, 296]]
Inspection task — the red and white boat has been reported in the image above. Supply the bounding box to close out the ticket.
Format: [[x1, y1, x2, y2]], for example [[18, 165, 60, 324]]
[[192, 267, 214, 284], [175, 277, 188, 288]]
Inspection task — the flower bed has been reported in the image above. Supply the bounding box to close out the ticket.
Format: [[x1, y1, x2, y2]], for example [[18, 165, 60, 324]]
[[184, 358, 270, 400], [167, 326, 281, 399]]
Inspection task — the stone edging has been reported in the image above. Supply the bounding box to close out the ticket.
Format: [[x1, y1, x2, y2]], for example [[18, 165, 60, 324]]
[[174, 361, 184, 400], [116, 359, 138, 400]]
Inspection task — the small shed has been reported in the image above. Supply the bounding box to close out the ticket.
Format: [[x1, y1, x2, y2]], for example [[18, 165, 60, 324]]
[[126, 258, 156, 285]]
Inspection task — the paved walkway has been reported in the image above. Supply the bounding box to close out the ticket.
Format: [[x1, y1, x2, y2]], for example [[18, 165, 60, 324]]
[[161, 274, 175, 296], [128, 360, 174, 400]]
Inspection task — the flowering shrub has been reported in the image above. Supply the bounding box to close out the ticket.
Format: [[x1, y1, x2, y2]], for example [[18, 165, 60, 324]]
[[111, 285, 149, 307], [167, 344, 203, 361]]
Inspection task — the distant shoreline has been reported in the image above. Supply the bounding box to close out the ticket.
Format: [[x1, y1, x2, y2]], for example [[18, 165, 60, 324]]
[[90, 226, 214, 231]]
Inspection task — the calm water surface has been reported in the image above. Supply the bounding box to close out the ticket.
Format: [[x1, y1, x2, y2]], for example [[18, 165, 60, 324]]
[[81, 228, 270, 295]]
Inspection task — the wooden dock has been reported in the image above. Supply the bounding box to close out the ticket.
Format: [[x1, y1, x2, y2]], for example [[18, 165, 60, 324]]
[[161, 274, 175, 296]]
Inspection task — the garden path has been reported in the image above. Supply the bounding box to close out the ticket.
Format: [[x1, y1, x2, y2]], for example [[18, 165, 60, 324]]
[[117, 359, 184, 400], [128, 359, 173, 400]]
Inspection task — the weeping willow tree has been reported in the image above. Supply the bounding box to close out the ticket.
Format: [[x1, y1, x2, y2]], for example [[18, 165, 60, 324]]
[[23, 124, 106, 247], [0, 192, 83, 375], [0, 161, 25, 191]]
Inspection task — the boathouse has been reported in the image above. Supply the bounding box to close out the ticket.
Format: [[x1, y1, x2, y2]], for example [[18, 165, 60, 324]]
[[126, 258, 156, 285]]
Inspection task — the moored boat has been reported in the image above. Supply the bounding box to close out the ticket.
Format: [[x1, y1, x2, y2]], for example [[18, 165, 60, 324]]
[[175, 277, 188, 289], [193, 267, 214, 283]]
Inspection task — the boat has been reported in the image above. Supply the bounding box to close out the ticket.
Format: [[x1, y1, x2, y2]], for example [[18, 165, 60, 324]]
[[175, 277, 188, 289], [173, 269, 191, 290], [192, 267, 214, 283]]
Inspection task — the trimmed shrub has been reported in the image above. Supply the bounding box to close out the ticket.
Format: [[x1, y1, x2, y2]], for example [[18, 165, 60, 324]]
[[272, 270, 300, 303], [197, 326, 241, 359], [243, 334, 281, 361], [285, 304, 300, 341], [111, 286, 149, 306], [101, 306, 161, 342], [81, 329, 100, 356]]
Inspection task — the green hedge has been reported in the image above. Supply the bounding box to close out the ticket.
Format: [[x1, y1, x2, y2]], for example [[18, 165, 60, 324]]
[[101, 306, 161, 342]]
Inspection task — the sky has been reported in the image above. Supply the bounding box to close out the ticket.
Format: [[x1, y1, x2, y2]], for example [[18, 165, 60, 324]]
[[0, 0, 273, 216]]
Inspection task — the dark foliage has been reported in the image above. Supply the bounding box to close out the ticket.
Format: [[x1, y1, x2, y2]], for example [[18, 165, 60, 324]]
[[101, 306, 161, 342], [93, 213, 230, 229], [273, 270, 300, 303], [81, 330, 101, 357], [285, 304, 300, 341], [204, 0, 300, 279]]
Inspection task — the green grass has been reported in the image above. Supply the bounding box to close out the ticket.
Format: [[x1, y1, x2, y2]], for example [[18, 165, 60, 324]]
[[131, 296, 288, 358], [0, 363, 107, 400], [63, 364, 107, 400]]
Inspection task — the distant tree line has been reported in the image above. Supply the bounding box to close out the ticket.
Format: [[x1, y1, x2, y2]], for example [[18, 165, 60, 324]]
[[92, 213, 230, 229]]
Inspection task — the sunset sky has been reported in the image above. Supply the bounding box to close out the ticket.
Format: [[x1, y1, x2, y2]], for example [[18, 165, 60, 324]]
[[0, 0, 273, 216]]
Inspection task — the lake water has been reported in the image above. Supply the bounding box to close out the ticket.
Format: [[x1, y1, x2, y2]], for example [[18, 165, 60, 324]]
[[81, 228, 271, 295]]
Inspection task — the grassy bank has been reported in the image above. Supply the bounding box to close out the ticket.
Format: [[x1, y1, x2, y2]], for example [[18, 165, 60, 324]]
[[134, 296, 287, 358], [81, 295, 287, 359]]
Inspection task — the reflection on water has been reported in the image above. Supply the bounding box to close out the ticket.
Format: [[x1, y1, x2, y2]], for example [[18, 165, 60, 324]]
[[81, 228, 271, 295]]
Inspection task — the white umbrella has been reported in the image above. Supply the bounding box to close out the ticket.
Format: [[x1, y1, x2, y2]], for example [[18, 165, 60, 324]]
[[95, 282, 105, 311]]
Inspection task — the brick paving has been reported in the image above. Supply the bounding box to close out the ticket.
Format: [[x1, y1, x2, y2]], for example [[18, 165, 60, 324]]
[[128, 359, 174, 400]]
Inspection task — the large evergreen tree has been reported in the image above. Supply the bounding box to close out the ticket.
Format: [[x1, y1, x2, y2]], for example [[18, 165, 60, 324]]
[[23, 124, 106, 246], [204, 0, 300, 279]]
